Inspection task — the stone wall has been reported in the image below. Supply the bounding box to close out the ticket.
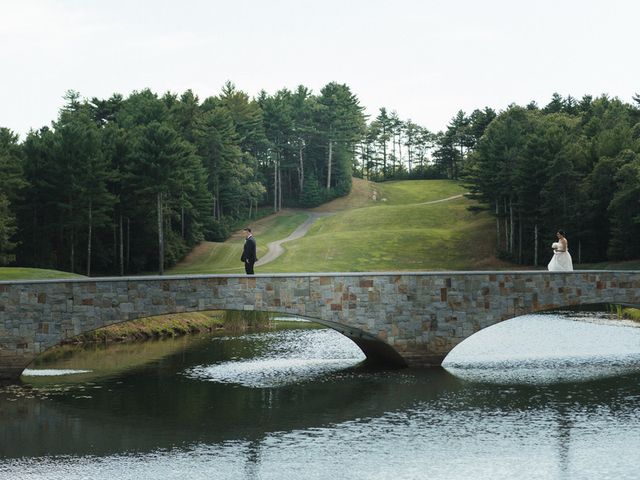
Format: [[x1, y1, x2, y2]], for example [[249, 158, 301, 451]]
[[1, 271, 639, 380]]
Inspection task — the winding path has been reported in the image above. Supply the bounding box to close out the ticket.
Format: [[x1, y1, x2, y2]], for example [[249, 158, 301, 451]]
[[416, 194, 465, 205], [255, 212, 333, 267], [255, 193, 467, 267]]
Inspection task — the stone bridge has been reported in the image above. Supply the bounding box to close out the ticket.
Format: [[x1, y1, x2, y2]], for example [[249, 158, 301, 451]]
[[1, 271, 639, 381]]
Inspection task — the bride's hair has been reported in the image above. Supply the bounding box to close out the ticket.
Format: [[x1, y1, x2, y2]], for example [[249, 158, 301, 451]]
[[557, 230, 566, 236]]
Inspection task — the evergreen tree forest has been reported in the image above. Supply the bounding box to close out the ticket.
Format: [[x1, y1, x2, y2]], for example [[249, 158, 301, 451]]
[[0, 84, 639, 274], [0, 82, 367, 275], [466, 94, 640, 266]]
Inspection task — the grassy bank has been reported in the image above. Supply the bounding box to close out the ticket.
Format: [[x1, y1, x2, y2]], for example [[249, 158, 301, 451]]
[[0, 267, 84, 280], [26, 316, 320, 384], [59, 310, 276, 346], [63, 311, 228, 344], [623, 308, 640, 322]]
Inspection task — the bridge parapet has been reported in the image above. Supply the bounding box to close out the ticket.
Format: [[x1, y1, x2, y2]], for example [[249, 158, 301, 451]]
[[1, 271, 639, 381]]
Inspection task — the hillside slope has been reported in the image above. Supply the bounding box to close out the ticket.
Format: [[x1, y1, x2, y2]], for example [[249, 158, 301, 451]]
[[265, 181, 499, 272], [171, 178, 505, 274]]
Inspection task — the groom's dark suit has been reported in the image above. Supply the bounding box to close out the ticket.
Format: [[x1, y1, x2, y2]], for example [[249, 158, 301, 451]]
[[241, 235, 257, 275]]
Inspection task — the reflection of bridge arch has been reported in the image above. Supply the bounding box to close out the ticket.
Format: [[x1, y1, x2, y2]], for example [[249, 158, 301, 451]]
[[1, 271, 639, 380], [282, 314, 407, 367], [453, 299, 640, 350]]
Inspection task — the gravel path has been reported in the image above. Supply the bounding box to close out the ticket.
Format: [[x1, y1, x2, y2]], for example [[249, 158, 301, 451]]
[[255, 212, 333, 267], [415, 194, 465, 205]]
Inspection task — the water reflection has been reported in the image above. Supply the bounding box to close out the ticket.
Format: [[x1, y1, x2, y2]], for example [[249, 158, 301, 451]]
[[22, 368, 92, 376], [185, 329, 365, 387], [443, 313, 640, 384], [1, 314, 640, 479]]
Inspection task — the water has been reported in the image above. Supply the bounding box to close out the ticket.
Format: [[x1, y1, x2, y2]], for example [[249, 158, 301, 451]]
[[2, 313, 640, 479]]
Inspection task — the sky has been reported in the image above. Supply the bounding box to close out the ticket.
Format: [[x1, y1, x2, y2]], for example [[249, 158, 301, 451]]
[[1, 0, 638, 139]]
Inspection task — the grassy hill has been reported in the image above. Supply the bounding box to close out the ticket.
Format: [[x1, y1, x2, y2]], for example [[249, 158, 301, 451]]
[[170, 178, 507, 274], [265, 180, 499, 272]]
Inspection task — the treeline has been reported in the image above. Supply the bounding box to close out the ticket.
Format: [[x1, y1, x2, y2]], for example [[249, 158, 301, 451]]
[[355, 107, 496, 181], [0, 82, 365, 274], [2, 85, 639, 273], [466, 94, 640, 265], [342, 92, 640, 266]]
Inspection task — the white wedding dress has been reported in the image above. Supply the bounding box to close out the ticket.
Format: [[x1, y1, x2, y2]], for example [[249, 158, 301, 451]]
[[548, 241, 573, 271]]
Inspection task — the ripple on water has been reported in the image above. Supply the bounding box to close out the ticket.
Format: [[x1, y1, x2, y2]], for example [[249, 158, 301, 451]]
[[3, 315, 640, 479], [184, 328, 365, 388], [21, 369, 93, 377], [186, 358, 362, 388], [443, 314, 640, 384]]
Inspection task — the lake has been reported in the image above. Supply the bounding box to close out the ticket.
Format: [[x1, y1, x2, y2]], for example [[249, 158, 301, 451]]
[[1, 312, 640, 479]]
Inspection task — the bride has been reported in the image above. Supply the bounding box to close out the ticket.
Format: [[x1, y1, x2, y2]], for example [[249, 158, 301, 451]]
[[548, 230, 573, 271]]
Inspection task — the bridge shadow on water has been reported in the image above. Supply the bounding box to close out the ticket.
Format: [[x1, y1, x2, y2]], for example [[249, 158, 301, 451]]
[[4, 355, 639, 460], [3, 304, 640, 460]]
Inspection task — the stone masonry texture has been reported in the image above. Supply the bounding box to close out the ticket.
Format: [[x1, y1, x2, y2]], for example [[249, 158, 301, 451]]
[[1, 271, 639, 380]]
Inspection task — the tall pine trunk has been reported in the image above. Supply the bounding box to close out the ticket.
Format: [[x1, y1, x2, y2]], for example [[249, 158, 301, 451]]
[[382, 132, 387, 176], [119, 214, 124, 276], [509, 197, 514, 254], [534, 223, 539, 267], [86, 200, 92, 277], [70, 228, 75, 274], [31, 204, 38, 264], [298, 142, 304, 192], [326, 140, 333, 189], [126, 217, 130, 272], [495, 201, 500, 250], [274, 156, 278, 212], [392, 135, 397, 175], [157, 191, 164, 275], [578, 240, 582, 264], [398, 133, 403, 171], [69, 197, 75, 273], [518, 212, 522, 264], [278, 166, 282, 211], [181, 196, 185, 240], [503, 197, 508, 252], [112, 222, 117, 266]]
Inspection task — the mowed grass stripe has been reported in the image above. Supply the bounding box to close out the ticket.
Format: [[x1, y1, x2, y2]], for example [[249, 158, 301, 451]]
[[263, 223, 493, 272], [308, 198, 473, 235], [374, 180, 468, 205], [261, 196, 495, 272]]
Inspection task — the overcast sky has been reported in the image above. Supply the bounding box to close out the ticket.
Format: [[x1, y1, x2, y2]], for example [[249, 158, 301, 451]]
[[1, 0, 638, 139]]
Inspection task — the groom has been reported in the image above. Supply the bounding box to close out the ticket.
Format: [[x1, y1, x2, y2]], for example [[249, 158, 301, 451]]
[[241, 228, 257, 275]]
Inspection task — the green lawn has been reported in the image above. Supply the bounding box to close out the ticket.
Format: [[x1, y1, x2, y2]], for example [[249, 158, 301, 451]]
[[374, 179, 468, 205], [0, 267, 84, 281], [576, 259, 640, 270], [169, 212, 309, 274], [171, 179, 498, 274], [261, 197, 495, 272]]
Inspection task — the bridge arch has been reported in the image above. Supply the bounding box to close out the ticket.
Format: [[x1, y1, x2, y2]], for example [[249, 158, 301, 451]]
[[21, 309, 406, 380], [441, 300, 640, 368], [1, 271, 639, 381], [442, 300, 640, 357], [286, 314, 407, 367]]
